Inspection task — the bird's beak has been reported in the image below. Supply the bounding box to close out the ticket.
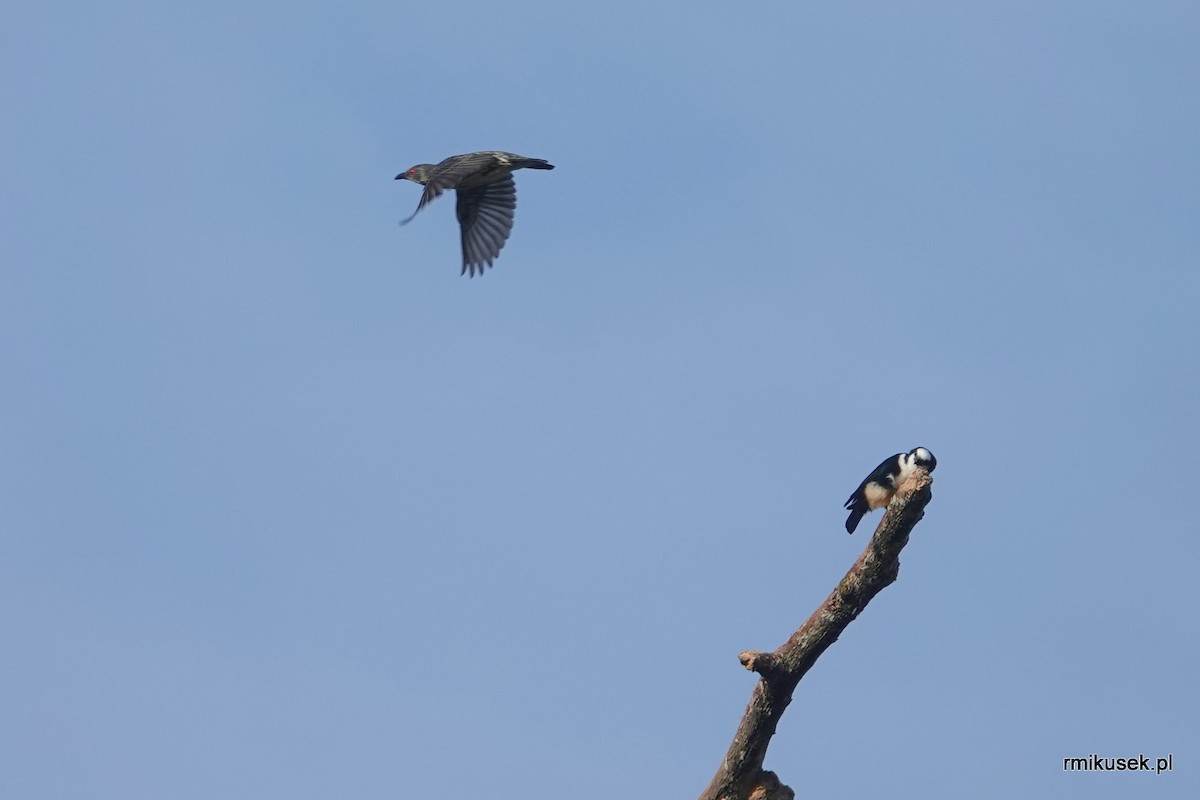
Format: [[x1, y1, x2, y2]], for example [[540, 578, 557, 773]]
[[394, 174, 404, 180]]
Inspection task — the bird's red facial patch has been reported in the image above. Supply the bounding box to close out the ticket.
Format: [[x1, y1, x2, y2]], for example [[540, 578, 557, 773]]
[[407, 168, 417, 177]]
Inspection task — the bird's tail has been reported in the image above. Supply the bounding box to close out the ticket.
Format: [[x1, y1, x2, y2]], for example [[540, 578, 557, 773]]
[[845, 508, 866, 535], [516, 158, 555, 170]]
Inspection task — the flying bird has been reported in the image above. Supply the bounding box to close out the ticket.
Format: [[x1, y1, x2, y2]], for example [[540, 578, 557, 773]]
[[844, 447, 937, 534], [395, 151, 554, 277]]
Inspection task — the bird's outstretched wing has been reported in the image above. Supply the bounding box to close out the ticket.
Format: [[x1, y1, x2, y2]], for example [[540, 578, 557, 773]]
[[456, 175, 517, 277], [399, 176, 454, 225]]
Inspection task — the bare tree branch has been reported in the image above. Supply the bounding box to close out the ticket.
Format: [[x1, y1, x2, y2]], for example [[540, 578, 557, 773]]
[[698, 469, 935, 800]]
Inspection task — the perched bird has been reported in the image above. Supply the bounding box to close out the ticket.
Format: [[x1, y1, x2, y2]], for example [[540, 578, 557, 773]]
[[844, 447, 937, 534], [395, 151, 554, 277]]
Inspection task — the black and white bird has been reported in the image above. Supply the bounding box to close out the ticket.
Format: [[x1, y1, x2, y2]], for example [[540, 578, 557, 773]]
[[395, 151, 554, 277], [843, 447, 937, 534]]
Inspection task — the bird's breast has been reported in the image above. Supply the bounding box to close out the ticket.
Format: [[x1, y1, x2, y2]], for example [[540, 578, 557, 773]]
[[863, 482, 895, 510]]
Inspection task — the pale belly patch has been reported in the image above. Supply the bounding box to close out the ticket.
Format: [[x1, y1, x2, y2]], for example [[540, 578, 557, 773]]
[[863, 482, 894, 510]]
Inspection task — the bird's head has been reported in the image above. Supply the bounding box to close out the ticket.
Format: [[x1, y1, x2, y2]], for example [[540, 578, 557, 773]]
[[908, 447, 937, 472], [395, 164, 434, 184]]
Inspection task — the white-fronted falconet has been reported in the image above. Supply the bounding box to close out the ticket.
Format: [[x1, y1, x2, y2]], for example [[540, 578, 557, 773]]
[[843, 447, 937, 534], [395, 151, 554, 277]]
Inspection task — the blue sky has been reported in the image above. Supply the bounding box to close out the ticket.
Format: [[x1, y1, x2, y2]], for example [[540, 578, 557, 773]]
[[1, 2, 1197, 798]]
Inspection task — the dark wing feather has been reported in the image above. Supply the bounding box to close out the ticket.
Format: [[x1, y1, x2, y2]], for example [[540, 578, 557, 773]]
[[399, 183, 444, 225], [399, 174, 457, 225], [455, 176, 517, 277]]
